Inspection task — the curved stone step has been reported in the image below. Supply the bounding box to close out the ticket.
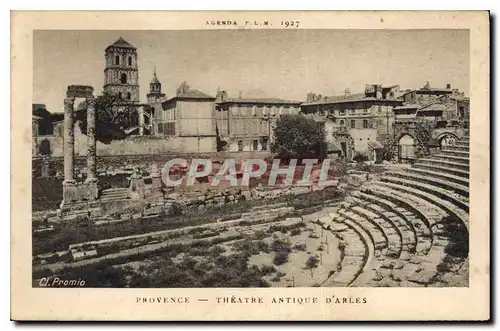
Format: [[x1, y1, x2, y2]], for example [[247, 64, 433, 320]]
[[323, 224, 370, 287], [338, 209, 388, 251], [443, 145, 469, 152], [350, 205, 404, 257], [385, 171, 469, 198], [438, 149, 470, 158], [350, 198, 418, 254], [379, 175, 469, 213], [355, 188, 434, 255], [413, 163, 469, 179], [370, 180, 469, 231], [404, 167, 469, 187], [416, 158, 469, 171], [431, 154, 470, 165]]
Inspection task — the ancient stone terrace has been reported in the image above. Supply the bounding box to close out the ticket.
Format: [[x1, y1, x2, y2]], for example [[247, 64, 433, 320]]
[[316, 134, 469, 287]]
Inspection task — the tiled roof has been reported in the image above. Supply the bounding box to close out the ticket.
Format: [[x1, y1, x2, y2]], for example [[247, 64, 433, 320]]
[[393, 104, 420, 111], [218, 98, 301, 105], [177, 89, 214, 99], [107, 37, 136, 49], [418, 102, 455, 112]]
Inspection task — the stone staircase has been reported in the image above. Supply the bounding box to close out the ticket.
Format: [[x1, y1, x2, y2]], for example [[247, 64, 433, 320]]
[[99, 188, 131, 202], [317, 134, 470, 287]]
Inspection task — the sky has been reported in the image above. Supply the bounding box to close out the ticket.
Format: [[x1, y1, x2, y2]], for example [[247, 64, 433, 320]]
[[33, 29, 470, 112]]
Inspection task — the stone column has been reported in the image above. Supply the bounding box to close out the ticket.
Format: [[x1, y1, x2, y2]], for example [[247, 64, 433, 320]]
[[138, 106, 145, 136], [62, 97, 78, 205], [84, 96, 99, 201], [63, 97, 75, 183], [85, 97, 97, 181]]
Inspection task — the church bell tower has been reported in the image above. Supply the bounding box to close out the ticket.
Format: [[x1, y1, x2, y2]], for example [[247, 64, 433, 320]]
[[147, 67, 166, 104], [103, 37, 140, 103]]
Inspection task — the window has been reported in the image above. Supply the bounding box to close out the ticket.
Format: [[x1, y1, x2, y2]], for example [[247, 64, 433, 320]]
[[350, 120, 356, 128], [339, 119, 345, 126], [157, 122, 175, 135], [115, 55, 120, 65], [120, 73, 127, 84], [339, 110, 345, 115], [118, 92, 122, 99], [363, 119, 368, 129], [237, 140, 244, 152], [127, 92, 131, 100], [252, 140, 259, 151], [128, 56, 132, 66]]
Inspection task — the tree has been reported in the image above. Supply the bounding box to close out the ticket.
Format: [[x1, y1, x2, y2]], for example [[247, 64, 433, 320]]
[[379, 135, 396, 161], [353, 152, 369, 163], [305, 255, 319, 277], [75, 92, 139, 143], [271, 115, 327, 161]]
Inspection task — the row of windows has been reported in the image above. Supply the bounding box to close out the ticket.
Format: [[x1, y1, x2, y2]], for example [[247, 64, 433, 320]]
[[118, 92, 132, 100], [320, 105, 390, 116], [157, 122, 175, 135], [337, 119, 375, 129], [114, 55, 134, 67], [231, 120, 268, 135], [222, 106, 298, 117]]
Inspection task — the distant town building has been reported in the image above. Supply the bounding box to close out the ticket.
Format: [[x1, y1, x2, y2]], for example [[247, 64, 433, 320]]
[[214, 90, 301, 152], [301, 84, 403, 137], [150, 82, 217, 152]]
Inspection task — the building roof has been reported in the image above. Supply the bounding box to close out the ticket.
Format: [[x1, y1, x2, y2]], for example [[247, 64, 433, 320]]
[[393, 104, 420, 111], [163, 89, 215, 106], [217, 97, 301, 105], [302, 93, 401, 106], [177, 89, 214, 99], [367, 141, 383, 149], [106, 37, 136, 50], [150, 73, 161, 85], [418, 102, 455, 112]]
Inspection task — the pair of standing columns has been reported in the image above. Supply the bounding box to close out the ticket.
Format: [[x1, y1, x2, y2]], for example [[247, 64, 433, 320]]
[[63, 97, 97, 184]]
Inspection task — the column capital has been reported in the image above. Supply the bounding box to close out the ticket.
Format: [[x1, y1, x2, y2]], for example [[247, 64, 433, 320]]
[[64, 97, 76, 107], [85, 96, 96, 104]]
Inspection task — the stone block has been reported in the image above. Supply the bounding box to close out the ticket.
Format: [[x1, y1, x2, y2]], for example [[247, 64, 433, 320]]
[[62, 180, 79, 204]]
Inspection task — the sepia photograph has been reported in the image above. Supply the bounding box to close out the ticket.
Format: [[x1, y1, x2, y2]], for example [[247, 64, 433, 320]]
[[11, 11, 489, 321]]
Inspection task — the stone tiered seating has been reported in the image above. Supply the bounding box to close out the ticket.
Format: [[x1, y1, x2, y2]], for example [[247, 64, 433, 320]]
[[319, 134, 469, 287], [321, 218, 370, 287]]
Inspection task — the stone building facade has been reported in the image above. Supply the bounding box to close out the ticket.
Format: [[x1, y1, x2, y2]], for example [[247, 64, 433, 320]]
[[301, 84, 403, 137], [149, 82, 217, 153], [214, 90, 301, 152]]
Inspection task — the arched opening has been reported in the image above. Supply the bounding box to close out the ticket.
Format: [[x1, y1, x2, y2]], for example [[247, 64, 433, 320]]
[[128, 56, 132, 66], [120, 73, 127, 84], [398, 134, 416, 162], [39, 139, 52, 156], [127, 92, 131, 100], [439, 134, 457, 149], [339, 119, 345, 126], [118, 92, 123, 100], [115, 55, 120, 65], [237, 140, 244, 152]]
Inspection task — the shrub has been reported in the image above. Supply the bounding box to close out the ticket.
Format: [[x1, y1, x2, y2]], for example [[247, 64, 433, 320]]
[[271, 275, 281, 282], [305, 255, 319, 269], [353, 152, 369, 163], [290, 228, 302, 236], [273, 251, 289, 266], [261, 264, 277, 275], [293, 243, 307, 251]]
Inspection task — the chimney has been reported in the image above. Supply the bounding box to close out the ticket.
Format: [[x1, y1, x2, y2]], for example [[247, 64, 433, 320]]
[[344, 88, 351, 98], [446, 83, 451, 89]]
